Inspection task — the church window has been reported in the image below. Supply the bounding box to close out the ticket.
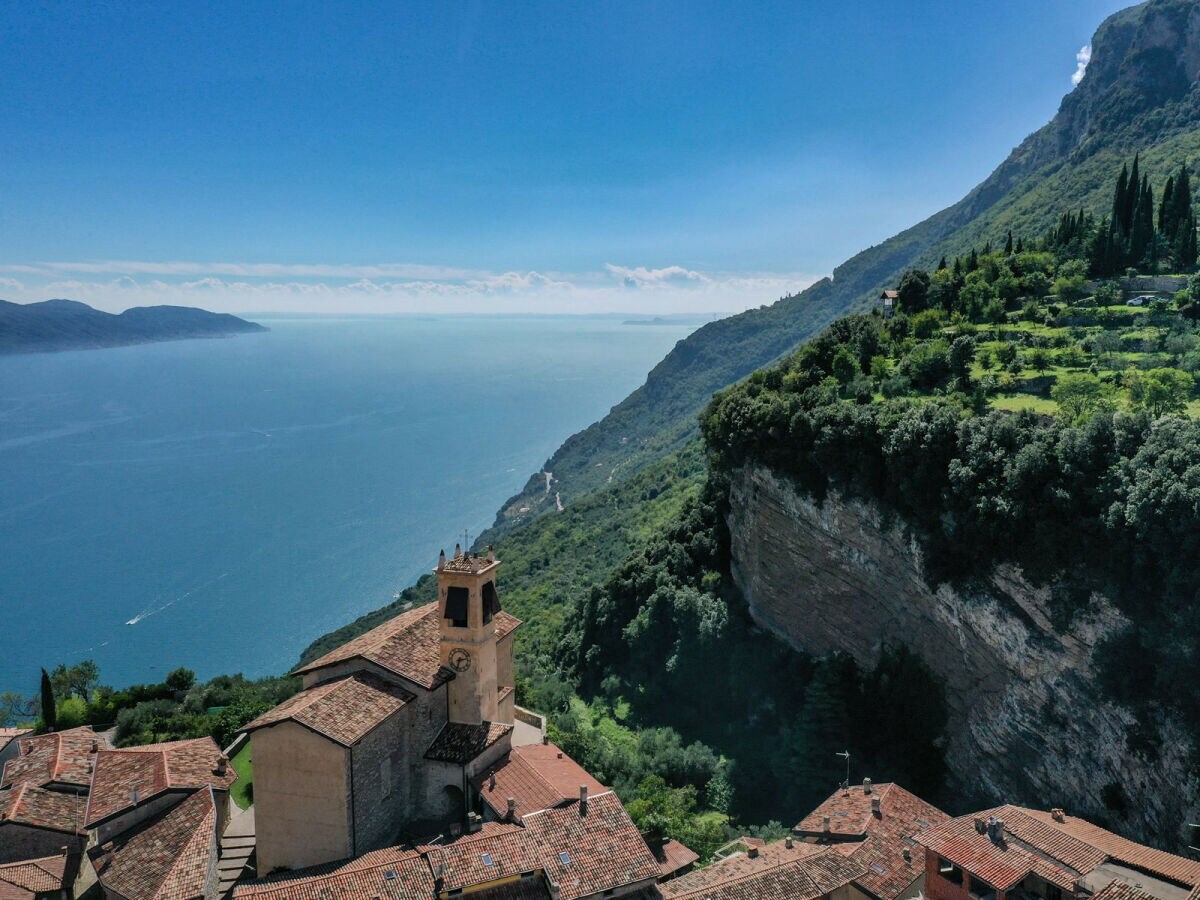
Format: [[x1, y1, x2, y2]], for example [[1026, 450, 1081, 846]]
[[445, 587, 469, 627]]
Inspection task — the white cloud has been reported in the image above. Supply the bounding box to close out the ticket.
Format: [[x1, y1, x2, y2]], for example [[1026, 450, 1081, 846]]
[[1, 258, 823, 315], [1072, 44, 1091, 86]]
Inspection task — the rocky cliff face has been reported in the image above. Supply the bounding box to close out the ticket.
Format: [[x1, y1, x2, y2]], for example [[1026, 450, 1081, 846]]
[[726, 463, 1198, 850]]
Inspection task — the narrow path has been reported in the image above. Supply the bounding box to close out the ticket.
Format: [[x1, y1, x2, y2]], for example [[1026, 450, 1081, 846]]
[[218, 805, 255, 897]]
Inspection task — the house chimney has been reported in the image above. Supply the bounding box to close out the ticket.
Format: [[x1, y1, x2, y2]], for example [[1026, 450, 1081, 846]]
[[557, 751, 563, 759], [542, 734, 549, 745], [215, 755, 228, 777], [823, 815, 832, 833], [748, 846, 759, 859], [438, 549, 446, 570], [90, 739, 99, 753], [579, 785, 588, 816], [785, 837, 794, 849], [507, 797, 517, 821], [467, 812, 482, 834], [863, 778, 872, 794], [1051, 808, 1065, 823], [488, 771, 496, 791], [871, 797, 882, 815], [487, 545, 495, 562], [995, 819, 1005, 842], [975, 818, 987, 834], [454, 543, 462, 558], [903, 847, 912, 863]]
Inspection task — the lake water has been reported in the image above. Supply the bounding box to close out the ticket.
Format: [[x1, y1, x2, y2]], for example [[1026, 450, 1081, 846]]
[[0, 315, 697, 694]]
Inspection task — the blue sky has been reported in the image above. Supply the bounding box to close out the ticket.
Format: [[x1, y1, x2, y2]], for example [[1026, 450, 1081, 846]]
[[0, 1, 1129, 314]]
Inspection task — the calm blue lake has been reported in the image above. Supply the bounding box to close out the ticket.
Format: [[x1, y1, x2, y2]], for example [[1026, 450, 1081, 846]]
[[0, 315, 697, 694]]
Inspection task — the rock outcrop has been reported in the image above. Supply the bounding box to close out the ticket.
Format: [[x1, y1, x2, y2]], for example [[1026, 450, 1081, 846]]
[[726, 463, 1198, 850]]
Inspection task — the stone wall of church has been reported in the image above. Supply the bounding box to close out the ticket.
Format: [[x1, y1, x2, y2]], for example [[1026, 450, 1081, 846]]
[[404, 683, 453, 824], [350, 711, 408, 853]]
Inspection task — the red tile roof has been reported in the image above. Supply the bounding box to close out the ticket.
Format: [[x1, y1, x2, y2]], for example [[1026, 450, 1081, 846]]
[[796, 782, 950, 900], [1017, 808, 1200, 889], [423, 822, 543, 892], [0, 852, 70, 897], [234, 790, 659, 900], [424, 721, 512, 764], [1091, 881, 1175, 900], [294, 601, 521, 689], [472, 741, 606, 822], [1, 726, 103, 789], [85, 737, 236, 827], [233, 847, 434, 900], [662, 845, 867, 900], [524, 791, 662, 900], [242, 673, 413, 747], [919, 808, 1098, 892], [652, 838, 700, 878], [90, 786, 218, 900], [0, 782, 86, 834]]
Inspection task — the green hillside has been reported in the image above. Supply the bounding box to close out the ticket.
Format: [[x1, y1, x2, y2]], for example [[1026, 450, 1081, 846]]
[[494, 0, 1200, 527]]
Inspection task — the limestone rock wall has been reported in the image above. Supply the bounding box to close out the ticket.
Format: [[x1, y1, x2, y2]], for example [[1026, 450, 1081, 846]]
[[726, 464, 1198, 849]]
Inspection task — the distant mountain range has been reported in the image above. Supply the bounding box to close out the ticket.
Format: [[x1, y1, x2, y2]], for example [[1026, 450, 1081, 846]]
[[0, 299, 267, 354]]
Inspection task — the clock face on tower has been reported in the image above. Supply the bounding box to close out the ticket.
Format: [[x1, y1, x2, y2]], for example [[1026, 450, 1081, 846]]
[[448, 648, 473, 673]]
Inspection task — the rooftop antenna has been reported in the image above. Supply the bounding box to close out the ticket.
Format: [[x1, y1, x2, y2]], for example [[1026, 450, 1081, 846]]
[[836, 750, 850, 789], [461, 529, 473, 551]]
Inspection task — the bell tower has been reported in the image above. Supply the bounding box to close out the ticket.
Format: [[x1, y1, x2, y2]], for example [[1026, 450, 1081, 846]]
[[435, 545, 502, 725]]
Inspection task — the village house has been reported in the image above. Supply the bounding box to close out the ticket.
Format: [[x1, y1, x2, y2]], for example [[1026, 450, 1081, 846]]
[[794, 778, 950, 900], [83, 736, 236, 900], [881, 289, 899, 316], [0, 725, 104, 896], [918, 805, 1200, 900]]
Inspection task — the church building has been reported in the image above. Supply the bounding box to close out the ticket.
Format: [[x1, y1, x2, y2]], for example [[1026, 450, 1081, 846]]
[[242, 547, 521, 876]]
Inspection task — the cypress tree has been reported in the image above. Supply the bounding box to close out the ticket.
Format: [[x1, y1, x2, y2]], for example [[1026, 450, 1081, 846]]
[[1160, 175, 1176, 234], [967, 248, 979, 271], [1132, 176, 1154, 268], [1016, 236, 1025, 253], [1004, 231, 1014, 254], [983, 240, 993, 255], [952, 257, 963, 278], [40, 668, 56, 731], [1113, 163, 1131, 233], [937, 256, 948, 271], [1181, 212, 1199, 268], [1125, 155, 1141, 233]]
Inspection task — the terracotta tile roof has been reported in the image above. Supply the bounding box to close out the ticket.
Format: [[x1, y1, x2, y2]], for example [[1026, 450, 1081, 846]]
[[525, 791, 662, 900], [294, 601, 521, 689], [0, 782, 86, 834], [1, 726, 103, 789], [242, 673, 413, 747], [1018, 808, 1200, 889], [0, 853, 70, 896], [425, 721, 512, 764], [652, 838, 700, 878], [918, 809, 1090, 892], [472, 741, 606, 822], [795, 782, 950, 900], [466, 879, 553, 899], [439, 552, 500, 575], [663, 845, 867, 900], [233, 847, 434, 900], [663, 840, 823, 894], [424, 822, 543, 892], [85, 737, 236, 827], [0, 729, 31, 754], [1091, 881, 1175, 900], [89, 786, 218, 900]]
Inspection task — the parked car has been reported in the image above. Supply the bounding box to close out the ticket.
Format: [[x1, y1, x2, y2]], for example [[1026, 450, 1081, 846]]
[[1127, 295, 1156, 306]]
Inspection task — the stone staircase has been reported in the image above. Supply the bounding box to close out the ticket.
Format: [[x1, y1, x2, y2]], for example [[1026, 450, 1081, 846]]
[[218, 806, 255, 897]]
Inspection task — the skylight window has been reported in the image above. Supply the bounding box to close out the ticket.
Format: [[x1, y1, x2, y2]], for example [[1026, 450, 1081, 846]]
[[481, 853, 495, 867], [559, 851, 571, 865], [916, 819, 931, 829], [384, 870, 396, 881], [871, 863, 888, 875]]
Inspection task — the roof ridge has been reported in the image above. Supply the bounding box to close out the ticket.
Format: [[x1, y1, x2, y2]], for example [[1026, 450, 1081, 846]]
[[159, 747, 171, 787]]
